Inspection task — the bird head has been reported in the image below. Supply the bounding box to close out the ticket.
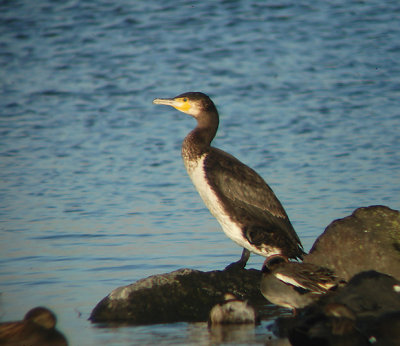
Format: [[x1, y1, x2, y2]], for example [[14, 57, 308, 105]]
[[153, 92, 216, 118]]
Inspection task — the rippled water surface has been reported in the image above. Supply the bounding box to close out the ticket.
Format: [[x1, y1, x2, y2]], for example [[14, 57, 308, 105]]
[[1, 0, 400, 344]]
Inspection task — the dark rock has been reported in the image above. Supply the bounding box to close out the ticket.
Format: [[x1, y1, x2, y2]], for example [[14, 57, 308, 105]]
[[90, 267, 266, 324], [368, 311, 400, 346], [274, 271, 400, 345], [90, 205, 400, 326], [328, 270, 400, 318], [304, 205, 400, 281]]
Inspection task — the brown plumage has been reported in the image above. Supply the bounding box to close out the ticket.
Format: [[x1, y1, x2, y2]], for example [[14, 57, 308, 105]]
[[0, 307, 68, 346], [261, 256, 343, 313], [153, 92, 304, 268]]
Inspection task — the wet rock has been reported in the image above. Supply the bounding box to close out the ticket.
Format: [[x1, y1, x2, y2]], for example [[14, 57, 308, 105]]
[[304, 205, 400, 281], [90, 205, 400, 325], [274, 271, 400, 345], [368, 311, 400, 346], [90, 267, 265, 324]]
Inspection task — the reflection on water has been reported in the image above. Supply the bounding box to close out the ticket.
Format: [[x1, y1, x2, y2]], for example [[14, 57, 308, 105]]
[[1, 0, 400, 344], [209, 324, 258, 344]]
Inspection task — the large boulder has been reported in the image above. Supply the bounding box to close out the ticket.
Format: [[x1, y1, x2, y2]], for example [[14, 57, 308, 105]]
[[90, 205, 400, 325], [90, 268, 265, 324], [275, 271, 400, 346], [304, 205, 400, 281]]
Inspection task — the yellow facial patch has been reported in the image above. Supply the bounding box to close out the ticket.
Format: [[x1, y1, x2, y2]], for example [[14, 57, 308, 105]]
[[173, 97, 191, 113]]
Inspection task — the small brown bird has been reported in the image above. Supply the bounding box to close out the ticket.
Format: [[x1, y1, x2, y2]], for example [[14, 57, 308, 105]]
[[0, 307, 68, 346], [260, 255, 342, 313]]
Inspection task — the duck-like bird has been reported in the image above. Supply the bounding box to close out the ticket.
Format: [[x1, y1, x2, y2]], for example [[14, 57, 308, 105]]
[[260, 255, 342, 313], [153, 92, 304, 268], [208, 293, 259, 325], [0, 307, 68, 346]]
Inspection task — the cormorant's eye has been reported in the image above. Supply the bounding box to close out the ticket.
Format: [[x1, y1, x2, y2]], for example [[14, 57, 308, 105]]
[[183, 98, 188, 102]]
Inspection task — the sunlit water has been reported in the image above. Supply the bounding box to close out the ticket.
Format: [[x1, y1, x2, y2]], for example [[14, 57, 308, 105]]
[[1, 1, 400, 344]]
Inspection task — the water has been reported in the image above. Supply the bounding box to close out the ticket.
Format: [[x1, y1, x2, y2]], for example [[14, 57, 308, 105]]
[[1, 0, 399, 344]]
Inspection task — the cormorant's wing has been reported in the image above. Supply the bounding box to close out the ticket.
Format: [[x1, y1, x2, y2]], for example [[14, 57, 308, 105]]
[[204, 147, 290, 219], [203, 147, 304, 257]]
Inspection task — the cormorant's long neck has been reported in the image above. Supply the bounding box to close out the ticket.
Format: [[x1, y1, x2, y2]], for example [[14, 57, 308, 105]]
[[182, 109, 219, 161]]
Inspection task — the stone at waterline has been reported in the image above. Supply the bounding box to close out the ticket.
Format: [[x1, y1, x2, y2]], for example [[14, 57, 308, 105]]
[[304, 205, 400, 281], [90, 205, 400, 325], [90, 268, 266, 324], [275, 271, 400, 345]]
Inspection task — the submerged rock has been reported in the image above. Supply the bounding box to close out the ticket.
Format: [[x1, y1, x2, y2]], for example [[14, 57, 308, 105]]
[[90, 267, 265, 324], [305, 205, 400, 281]]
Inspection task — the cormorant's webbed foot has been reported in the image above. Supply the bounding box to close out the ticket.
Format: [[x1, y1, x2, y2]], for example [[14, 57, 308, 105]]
[[224, 248, 250, 271]]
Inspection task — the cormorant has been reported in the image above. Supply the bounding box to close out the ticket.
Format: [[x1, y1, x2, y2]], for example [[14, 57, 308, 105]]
[[153, 92, 304, 268]]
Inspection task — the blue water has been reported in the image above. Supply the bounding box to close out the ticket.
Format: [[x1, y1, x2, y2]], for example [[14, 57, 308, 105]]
[[1, 0, 400, 344]]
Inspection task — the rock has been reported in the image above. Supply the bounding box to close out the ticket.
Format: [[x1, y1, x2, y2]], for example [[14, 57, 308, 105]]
[[274, 271, 400, 345], [368, 311, 400, 346], [90, 267, 265, 324], [304, 205, 400, 281], [90, 205, 400, 325]]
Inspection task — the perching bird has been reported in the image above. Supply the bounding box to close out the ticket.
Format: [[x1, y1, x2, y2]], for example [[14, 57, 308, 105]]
[[260, 255, 342, 313], [208, 293, 259, 325], [153, 92, 304, 268], [0, 307, 68, 346]]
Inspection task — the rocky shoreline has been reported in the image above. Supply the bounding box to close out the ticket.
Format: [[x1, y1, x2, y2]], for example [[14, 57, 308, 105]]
[[90, 205, 400, 343]]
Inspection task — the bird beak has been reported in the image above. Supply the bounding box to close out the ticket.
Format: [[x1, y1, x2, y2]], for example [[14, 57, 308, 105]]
[[153, 97, 191, 114], [153, 98, 176, 106]]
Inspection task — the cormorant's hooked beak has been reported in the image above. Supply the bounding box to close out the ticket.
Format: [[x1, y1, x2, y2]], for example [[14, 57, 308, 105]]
[[153, 98, 175, 106], [153, 97, 191, 114]]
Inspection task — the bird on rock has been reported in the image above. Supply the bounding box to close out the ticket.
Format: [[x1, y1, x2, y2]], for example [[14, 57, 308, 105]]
[[260, 255, 342, 314], [153, 92, 304, 269]]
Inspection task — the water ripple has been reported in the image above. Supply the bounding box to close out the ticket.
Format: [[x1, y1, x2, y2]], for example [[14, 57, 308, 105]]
[[1, 0, 400, 344]]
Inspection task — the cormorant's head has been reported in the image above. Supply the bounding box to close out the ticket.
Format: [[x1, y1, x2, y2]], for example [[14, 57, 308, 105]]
[[153, 92, 217, 118]]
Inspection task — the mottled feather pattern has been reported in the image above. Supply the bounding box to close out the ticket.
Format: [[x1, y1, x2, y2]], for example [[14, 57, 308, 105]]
[[274, 262, 339, 293]]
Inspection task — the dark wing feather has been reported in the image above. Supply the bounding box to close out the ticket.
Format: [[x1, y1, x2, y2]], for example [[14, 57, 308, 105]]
[[204, 147, 303, 252], [205, 147, 289, 219]]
